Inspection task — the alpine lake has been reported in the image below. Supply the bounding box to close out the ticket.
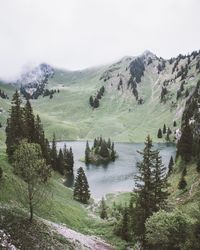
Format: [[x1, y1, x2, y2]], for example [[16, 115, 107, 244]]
[[57, 141, 176, 199]]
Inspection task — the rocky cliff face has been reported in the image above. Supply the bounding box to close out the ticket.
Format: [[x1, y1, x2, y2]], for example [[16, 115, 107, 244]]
[[14, 63, 54, 99]]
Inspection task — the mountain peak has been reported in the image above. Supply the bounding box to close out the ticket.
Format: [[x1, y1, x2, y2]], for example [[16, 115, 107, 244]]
[[141, 50, 156, 58]]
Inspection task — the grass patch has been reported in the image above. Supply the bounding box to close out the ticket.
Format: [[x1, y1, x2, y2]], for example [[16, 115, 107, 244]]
[[0, 150, 127, 249]]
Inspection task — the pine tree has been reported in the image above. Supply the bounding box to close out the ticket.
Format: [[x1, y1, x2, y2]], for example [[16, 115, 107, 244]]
[[89, 96, 94, 107], [173, 121, 177, 127], [51, 133, 57, 170], [133, 135, 168, 245], [85, 141, 90, 164], [93, 138, 97, 148], [134, 136, 157, 239], [100, 197, 108, 219], [163, 124, 166, 134], [68, 147, 74, 173], [168, 156, 174, 175], [63, 144, 69, 174], [107, 138, 111, 149], [57, 149, 64, 175], [157, 128, 162, 138], [177, 122, 193, 162], [152, 155, 169, 211], [99, 136, 103, 146], [120, 208, 130, 241], [34, 115, 51, 165], [166, 129, 170, 141], [24, 100, 35, 142], [73, 167, 90, 203], [62, 145, 74, 174], [99, 140, 109, 158], [93, 97, 99, 108], [5, 92, 51, 166], [6, 91, 24, 161], [111, 144, 116, 161]]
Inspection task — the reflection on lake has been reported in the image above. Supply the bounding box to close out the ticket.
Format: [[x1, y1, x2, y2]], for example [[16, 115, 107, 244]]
[[57, 141, 176, 199]]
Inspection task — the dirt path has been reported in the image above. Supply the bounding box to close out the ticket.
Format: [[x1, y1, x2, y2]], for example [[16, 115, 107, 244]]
[[46, 221, 114, 250], [189, 177, 200, 197]]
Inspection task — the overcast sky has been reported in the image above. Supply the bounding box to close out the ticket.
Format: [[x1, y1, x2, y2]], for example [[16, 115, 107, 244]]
[[0, 0, 200, 80]]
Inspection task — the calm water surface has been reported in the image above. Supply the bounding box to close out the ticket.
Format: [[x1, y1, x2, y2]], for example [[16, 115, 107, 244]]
[[57, 141, 176, 199]]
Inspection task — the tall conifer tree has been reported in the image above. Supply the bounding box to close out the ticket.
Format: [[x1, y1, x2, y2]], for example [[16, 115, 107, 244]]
[[6, 90, 24, 161], [73, 167, 90, 203], [85, 141, 90, 164], [51, 133, 57, 170], [177, 122, 193, 162], [133, 135, 168, 246], [24, 100, 35, 142]]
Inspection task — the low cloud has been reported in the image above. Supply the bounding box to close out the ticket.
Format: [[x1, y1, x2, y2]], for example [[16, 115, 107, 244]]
[[0, 0, 200, 81]]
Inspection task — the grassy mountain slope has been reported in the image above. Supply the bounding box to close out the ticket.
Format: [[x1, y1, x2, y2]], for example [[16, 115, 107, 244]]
[[0, 51, 200, 143], [30, 51, 200, 142], [0, 151, 127, 249]]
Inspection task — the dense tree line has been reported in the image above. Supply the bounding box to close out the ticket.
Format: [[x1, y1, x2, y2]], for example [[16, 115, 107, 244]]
[[89, 86, 105, 109], [43, 89, 59, 99], [51, 134, 74, 175], [20, 85, 59, 100], [177, 81, 200, 164], [85, 137, 117, 164], [6, 91, 51, 164], [5, 91, 73, 176]]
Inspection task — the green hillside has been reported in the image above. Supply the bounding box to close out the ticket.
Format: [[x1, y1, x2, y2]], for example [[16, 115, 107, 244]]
[[0, 150, 127, 249], [1, 51, 200, 249], [27, 52, 200, 142], [0, 51, 200, 143]]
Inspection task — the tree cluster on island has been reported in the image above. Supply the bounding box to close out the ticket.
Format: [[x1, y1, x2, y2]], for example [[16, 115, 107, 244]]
[[89, 86, 105, 109], [85, 137, 117, 165]]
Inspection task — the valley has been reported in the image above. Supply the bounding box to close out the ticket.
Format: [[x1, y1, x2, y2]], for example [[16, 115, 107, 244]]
[[58, 140, 176, 199], [0, 50, 200, 250]]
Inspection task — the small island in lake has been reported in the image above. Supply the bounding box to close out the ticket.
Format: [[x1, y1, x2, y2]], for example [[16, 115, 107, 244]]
[[84, 137, 117, 165]]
